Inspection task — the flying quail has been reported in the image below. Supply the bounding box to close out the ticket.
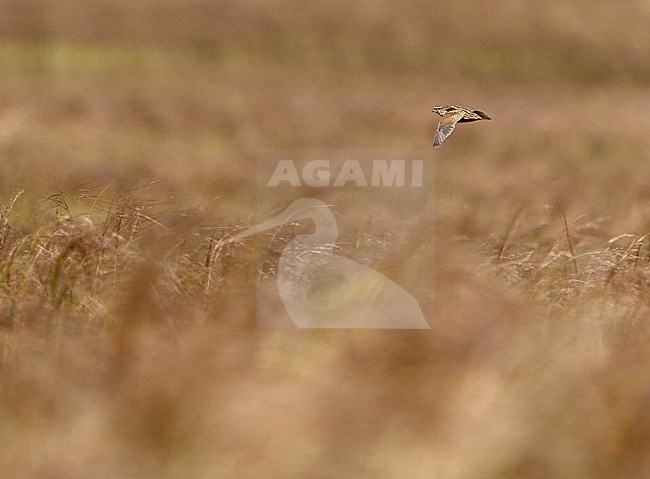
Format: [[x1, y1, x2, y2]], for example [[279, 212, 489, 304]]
[[432, 105, 491, 147]]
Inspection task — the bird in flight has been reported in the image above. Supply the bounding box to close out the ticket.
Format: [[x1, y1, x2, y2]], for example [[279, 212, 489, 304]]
[[432, 105, 491, 147]]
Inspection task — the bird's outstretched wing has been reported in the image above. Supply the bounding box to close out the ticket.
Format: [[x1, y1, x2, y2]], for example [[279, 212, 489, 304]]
[[433, 110, 464, 147]]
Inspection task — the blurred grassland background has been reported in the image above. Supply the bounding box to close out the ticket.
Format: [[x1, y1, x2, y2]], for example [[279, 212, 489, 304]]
[[1, 1, 650, 478]]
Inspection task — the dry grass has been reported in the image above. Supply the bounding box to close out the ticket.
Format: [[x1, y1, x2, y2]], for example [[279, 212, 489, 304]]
[[1, 1, 650, 477]]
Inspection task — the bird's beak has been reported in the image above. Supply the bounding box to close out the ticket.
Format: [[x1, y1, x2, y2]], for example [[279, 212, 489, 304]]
[[228, 201, 326, 243], [230, 210, 294, 243]]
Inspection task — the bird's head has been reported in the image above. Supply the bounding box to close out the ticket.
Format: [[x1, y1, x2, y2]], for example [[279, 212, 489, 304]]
[[432, 105, 456, 116]]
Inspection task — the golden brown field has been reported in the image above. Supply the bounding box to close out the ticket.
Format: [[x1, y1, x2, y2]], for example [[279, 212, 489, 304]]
[[1, 1, 650, 477]]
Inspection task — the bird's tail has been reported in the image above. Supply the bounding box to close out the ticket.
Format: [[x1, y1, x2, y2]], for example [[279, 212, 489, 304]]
[[473, 109, 491, 120]]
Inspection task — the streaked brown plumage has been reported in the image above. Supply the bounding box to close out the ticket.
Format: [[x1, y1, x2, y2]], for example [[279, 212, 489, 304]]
[[432, 105, 491, 147]]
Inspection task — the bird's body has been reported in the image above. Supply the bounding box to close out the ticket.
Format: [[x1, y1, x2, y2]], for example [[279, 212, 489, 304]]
[[432, 105, 491, 147]]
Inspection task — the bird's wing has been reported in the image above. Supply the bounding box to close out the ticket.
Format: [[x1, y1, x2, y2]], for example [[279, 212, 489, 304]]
[[433, 110, 464, 147]]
